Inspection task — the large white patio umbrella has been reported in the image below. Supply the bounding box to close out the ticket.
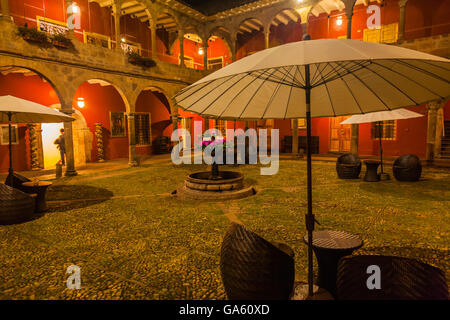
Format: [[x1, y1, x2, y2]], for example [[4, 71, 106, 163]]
[[0, 95, 74, 187], [173, 39, 450, 297], [340, 108, 424, 178]]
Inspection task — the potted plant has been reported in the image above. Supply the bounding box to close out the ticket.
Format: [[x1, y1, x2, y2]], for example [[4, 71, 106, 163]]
[[51, 33, 72, 49], [127, 51, 156, 68], [17, 25, 50, 45]]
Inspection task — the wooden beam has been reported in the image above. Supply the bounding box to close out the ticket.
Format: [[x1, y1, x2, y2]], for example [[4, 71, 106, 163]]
[[283, 10, 299, 23]]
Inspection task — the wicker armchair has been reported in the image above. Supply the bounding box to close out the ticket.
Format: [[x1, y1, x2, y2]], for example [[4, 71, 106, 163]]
[[393, 154, 422, 181], [0, 183, 35, 225], [336, 153, 361, 179], [220, 223, 295, 300], [336, 255, 448, 300]]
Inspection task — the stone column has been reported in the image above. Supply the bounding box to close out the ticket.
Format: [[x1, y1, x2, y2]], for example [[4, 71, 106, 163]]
[[0, 0, 11, 21], [172, 112, 178, 131], [398, 0, 408, 42], [179, 34, 185, 67], [426, 101, 443, 164], [36, 124, 44, 169], [61, 107, 77, 176], [203, 43, 208, 70], [292, 119, 299, 155], [151, 21, 157, 60], [127, 113, 137, 166], [435, 106, 444, 159], [114, 10, 121, 51], [345, 4, 354, 39], [231, 33, 237, 62], [264, 28, 270, 49], [301, 23, 308, 39]]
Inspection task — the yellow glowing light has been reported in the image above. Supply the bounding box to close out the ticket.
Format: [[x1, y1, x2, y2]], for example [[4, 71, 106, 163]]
[[336, 16, 343, 26], [297, 0, 304, 3], [121, 37, 126, 42], [198, 47, 204, 55], [77, 97, 85, 108]]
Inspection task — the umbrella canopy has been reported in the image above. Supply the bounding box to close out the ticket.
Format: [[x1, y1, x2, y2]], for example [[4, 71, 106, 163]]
[[340, 108, 424, 176], [339, 108, 424, 124], [0, 95, 74, 123], [175, 39, 449, 119], [0, 95, 74, 187], [173, 39, 450, 297]]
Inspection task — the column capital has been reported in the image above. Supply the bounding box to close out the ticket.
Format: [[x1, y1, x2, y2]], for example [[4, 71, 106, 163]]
[[398, 0, 408, 8], [427, 100, 445, 111], [127, 112, 136, 118]]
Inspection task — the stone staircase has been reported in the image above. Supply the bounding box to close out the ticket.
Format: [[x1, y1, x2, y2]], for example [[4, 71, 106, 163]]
[[441, 121, 450, 159]]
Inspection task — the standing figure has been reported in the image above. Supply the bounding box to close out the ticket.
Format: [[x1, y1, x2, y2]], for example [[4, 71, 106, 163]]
[[54, 128, 66, 166]]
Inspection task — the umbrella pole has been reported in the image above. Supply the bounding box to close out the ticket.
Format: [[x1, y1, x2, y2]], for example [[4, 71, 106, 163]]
[[378, 121, 383, 174], [305, 64, 315, 297], [7, 112, 14, 187]]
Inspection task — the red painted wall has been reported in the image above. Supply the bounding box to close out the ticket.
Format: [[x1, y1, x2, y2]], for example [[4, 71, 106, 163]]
[[0, 73, 60, 172], [73, 82, 128, 162]]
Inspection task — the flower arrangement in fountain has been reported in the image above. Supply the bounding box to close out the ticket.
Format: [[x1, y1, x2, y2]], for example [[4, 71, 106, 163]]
[[201, 137, 233, 150]]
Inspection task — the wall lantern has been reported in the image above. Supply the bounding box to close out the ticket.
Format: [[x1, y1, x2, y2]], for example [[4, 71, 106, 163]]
[[77, 97, 85, 108], [121, 37, 126, 42], [72, 3, 80, 14], [198, 47, 204, 55], [336, 16, 343, 26], [297, 0, 304, 3]]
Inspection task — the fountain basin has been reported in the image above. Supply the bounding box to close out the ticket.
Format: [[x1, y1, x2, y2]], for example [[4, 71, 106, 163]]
[[176, 171, 255, 200]]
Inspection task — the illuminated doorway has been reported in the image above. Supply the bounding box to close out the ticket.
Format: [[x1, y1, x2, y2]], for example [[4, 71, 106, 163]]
[[42, 122, 64, 169]]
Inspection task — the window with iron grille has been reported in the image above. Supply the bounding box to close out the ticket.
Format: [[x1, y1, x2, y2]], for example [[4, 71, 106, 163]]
[[215, 119, 226, 137], [135, 113, 151, 145], [371, 120, 396, 140]]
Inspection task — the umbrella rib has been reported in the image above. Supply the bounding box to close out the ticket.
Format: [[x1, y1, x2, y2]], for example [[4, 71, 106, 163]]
[[174, 80, 218, 104], [395, 59, 450, 84], [371, 61, 446, 100], [283, 66, 301, 119], [211, 69, 275, 118], [316, 63, 337, 117], [296, 65, 306, 87], [182, 73, 245, 113], [416, 59, 450, 72], [338, 61, 391, 110], [312, 60, 369, 88], [310, 63, 324, 86], [353, 60, 419, 105], [261, 65, 297, 119], [195, 73, 256, 115], [327, 62, 365, 114], [237, 68, 281, 119]]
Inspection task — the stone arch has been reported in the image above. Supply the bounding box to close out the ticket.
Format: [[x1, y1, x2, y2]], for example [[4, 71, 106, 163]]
[[208, 26, 233, 58], [0, 65, 64, 108], [134, 85, 175, 146], [137, 85, 174, 114], [155, 11, 181, 55], [237, 17, 265, 36], [71, 77, 131, 114], [267, 8, 303, 46]]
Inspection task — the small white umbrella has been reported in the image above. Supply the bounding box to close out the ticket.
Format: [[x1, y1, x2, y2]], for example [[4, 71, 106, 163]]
[[174, 39, 450, 297], [340, 108, 424, 177], [0, 95, 74, 187]]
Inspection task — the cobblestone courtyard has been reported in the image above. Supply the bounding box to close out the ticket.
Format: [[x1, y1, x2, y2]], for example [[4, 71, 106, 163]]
[[0, 158, 449, 299]]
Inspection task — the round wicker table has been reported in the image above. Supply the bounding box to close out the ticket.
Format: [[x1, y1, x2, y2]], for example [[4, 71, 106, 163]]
[[363, 160, 380, 182], [303, 230, 363, 297]]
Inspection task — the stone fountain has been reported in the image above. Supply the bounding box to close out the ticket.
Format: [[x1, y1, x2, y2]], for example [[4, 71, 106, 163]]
[[175, 138, 255, 200]]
